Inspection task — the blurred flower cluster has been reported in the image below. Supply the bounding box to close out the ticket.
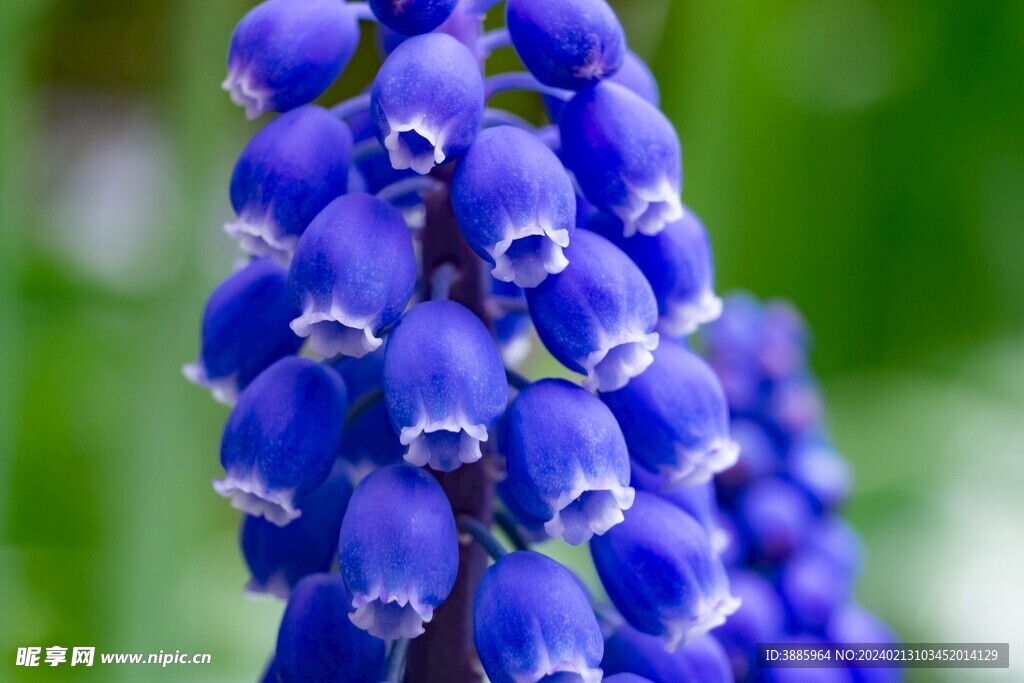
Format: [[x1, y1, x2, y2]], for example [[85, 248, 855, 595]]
[[183, 0, 893, 681]]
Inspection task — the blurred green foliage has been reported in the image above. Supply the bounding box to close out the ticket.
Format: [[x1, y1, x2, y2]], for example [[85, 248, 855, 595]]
[[0, 0, 1021, 681]]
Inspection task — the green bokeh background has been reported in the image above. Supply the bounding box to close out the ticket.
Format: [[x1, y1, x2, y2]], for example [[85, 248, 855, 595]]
[[1, 0, 1022, 681]]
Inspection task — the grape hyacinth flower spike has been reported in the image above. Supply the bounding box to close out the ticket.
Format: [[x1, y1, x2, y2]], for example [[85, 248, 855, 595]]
[[338, 465, 458, 640], [601, 338, 740, 487], [586, 206, 722, 336], [561, 82, 683, 237], [214, 357, 348, 526], [506, 0, 625, 90], [452, 126, 576, 288], [383, 300, 508, 471], [183, 257, 301, 405], [223, 0, 360, 119], [370, 0, 458, 36], [226, 105, 353, 261], [275, 574, 386, 683], [371, 32, 484, 174], [504, 379, 634, 545], [288, 193, 417, 358], [526, 229, 659, 391], [474, 551, 604, 683], [591, 492, 741, 651]]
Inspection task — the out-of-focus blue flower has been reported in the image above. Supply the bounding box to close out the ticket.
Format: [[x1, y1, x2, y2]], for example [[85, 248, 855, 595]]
[[227, 106, 352, 260], [215, 357, 348, 526], [288, 193, 416, 359], [452, 126, 576, 288], [715, 418, 781, 501], [788, 438, 853, 512], [371, 33, 483, 174], [506, 0, 624, 90], [338, 465, 458, 639], [526, 230, 659, 391], [780, 548, 854, 631], [504, 379, 634, 545], [371, 0, 458, 36], [828, 604, 903, 683], [241, 465, 352, 599], [738, 477, 814, 563], [714, 570, 786, 681], [223, 0, 360, 119], [591, 492, 740, 650], [274, 573, 386, 683], [585, 207, 721, 337], [184, 258, 301, 405], [603, 624, 732, 683], [383, 300, 508, 471], [760, 637, 855, 683], [474, 551, 604, 683], [561, 82, 682, 237], [601, 339, 738, 487]]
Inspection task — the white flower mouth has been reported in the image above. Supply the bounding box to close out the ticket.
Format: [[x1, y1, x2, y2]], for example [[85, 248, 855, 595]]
[[222, 68, 273, 120], [400, 417, 488, 472], [244, 572, 291, 601], [488, 224, 570, 288], [383, 115, 447, 174], [518, 652, 603, 683], [182, 361, 240, 406], [543, 480, 635, 546], [290, 299, 382, 359], [659, 288, 723, 337], [224, 213, 296, 265], [663, 593, 742, 652], [660, 437, 741, 488], [350, 590, 434, 640], [213, 471, 299, 527], [613, 177, 684, 238], [581, 330, 660, 392]]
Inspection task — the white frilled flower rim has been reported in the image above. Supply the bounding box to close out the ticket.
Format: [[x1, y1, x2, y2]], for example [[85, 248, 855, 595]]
[[581, 330, 660, 392], [224, 211, 297, 265], [659, 288, 724, 337], [221, 68, 273, 120], [662, 592, 742, 652], [383, 115, 448, 175], [400, 416, 489, 473], [182, 360, 239, 406], [660, 437, 742, 489], [613, 177, 684, 238], [213, 470, 300, 527], [487, 223, 571, 289], [290, 298, 383, 359], [349, 587, 435, 640], [543, 474, 636, 547]]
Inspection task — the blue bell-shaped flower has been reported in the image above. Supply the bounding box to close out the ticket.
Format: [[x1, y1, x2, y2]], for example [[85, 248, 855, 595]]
[[474, 551, 604, 683], [601, 339, 738, 487], [590, 491, 740, 651], [629, 462, 727, 553], [586, 207, 722, 336], [371, 32, 484, 174], [370, 0, 458, 36], [504, 379, 634, 545], [738, 476, 814, 562], [383, 300, 508, 471], [338, 464, 459, 639], [603, 624, 732, 683], [214, 357, 348, 526], [561, 82, 683, 237], [452, 126, 576, 288], [545, 50, 659, 123], [184, 258, 302, 404], [506, 0, 625, 90], [274, 573, 386, 683], [226, 106, 353, 261], [526, 230, 659, 392], [223, 0, 360, 118], [288, 193, 417, 359], [240, 465, 353, 598]]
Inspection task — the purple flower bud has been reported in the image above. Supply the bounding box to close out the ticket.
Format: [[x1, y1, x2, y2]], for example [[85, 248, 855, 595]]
[[601, 339, 738, 487], [506, 0, 625, 90], [370, 0, 458, 36], [215, 357, 348, 525], [383, 300, 508, 471], [241, 466, 352, 598], [474, 551, 604, 683], [288, 193, 416, 359], [275, 574, 386, 683], [504, 379, 634, 545], [780, 548, 854, 631], [586, 207, 721, 336], [526, 230, 659, 391], [338, 465, 458, 639], [738, 477, 814, 562], [224, 0, 360, 118], [184, 258, 302, 404], [371, 33, 484, 174], [545, 50, 659, 123], [591, 492, 740, 650], [227, 106, 353, 260], [603, 624, 732, 683], [452, 126, 576, 288], [561, 82, 682, 237], [805, 517, 864, 578], [788, 438, 853, 512], [376, 0, 486, 61]]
